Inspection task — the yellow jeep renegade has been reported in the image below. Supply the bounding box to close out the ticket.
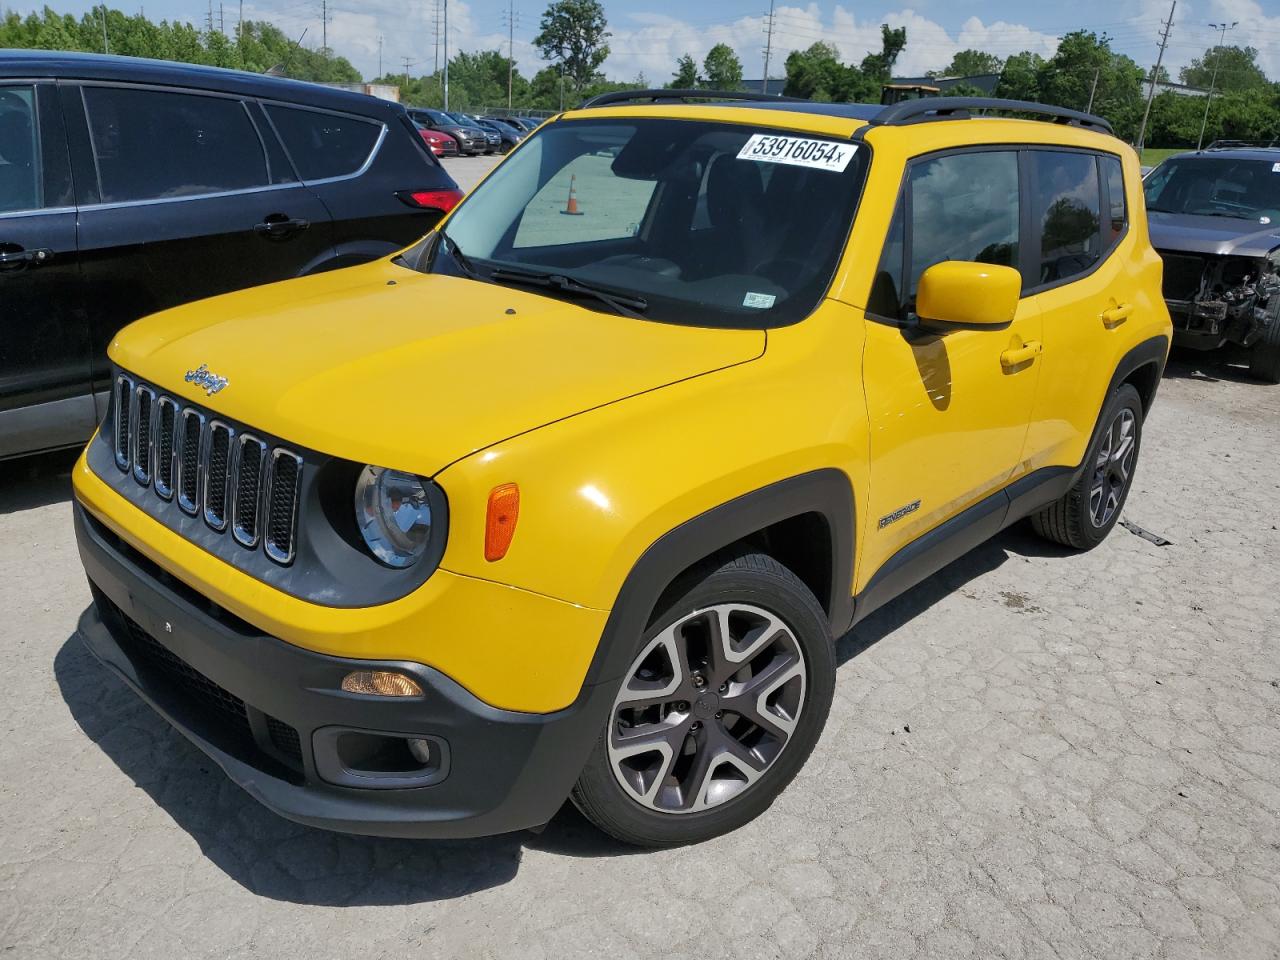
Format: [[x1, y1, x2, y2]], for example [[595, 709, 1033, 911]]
[[73, 92, 1172, 847]]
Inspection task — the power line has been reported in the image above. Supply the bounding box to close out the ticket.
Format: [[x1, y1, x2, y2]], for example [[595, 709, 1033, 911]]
[[401, 55, 415, 96], [761, 0, 776, 92]]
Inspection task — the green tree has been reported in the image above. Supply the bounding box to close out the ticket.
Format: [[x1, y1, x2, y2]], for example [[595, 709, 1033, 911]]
[[702, 42, 742, 90], [933, 49, 1003, 78], [859, 24, 906, 81], [942, 81, 987, 98], [1033, 31, 1144, 139], [533, 0, 610, 96], [1180, 45, 1269, 93], [670, 53, 700, 88], [995, 51, 1044, 101]]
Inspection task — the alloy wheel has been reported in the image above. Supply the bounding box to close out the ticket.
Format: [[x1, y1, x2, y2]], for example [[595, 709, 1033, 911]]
[[607, 603, 807, 814], [1089, 407, 1136, 528]]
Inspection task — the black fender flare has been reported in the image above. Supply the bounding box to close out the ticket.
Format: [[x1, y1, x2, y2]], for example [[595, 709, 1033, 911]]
[[1106, 334, 1170, 416], [581, 468, 856, 691]]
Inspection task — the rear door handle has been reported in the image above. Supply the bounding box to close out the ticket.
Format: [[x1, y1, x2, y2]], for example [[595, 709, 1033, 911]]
[[1000, 340, 1043, 369], [254, 216, 310, 239], [1101, 303, 1133, 328], [0, 247, 53, 271]]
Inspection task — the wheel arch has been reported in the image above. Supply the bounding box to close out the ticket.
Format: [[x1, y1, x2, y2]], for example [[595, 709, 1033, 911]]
[[1109, 335, 1169, 419], [582, 469, 855, 690]]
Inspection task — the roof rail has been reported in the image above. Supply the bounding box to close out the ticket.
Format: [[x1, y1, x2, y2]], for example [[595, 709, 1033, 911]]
[[579, 88, 807, 109], [872, 96, 1114, 135], [1204, 138, 1280, 150]]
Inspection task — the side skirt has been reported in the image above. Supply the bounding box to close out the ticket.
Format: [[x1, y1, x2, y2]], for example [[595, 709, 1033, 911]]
[[850, 465, 1077, 625]]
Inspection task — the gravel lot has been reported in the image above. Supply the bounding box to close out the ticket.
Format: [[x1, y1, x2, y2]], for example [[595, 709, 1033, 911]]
[[1, 163, 1278, 957]]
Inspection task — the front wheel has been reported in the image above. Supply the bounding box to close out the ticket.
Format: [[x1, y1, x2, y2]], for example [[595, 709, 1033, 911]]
[[1248, 298, 1280, 384], [1031, 383, 1143, 550], [571, 552, 835, 847]]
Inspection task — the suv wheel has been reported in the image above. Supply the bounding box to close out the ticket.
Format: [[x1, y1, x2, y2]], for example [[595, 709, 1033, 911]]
[[571, 552, 835, 847], [1248, 299, 1280, 384], [1031, 383, 1143, 550]]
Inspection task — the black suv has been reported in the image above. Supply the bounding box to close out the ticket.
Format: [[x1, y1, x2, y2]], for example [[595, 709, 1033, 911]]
[[0, 51, 461, 458]]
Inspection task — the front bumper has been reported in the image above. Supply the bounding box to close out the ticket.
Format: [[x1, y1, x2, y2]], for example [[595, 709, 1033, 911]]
[[74, 502, 614, 838]]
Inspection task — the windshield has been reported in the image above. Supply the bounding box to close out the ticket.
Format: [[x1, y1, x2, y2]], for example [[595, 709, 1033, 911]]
[[419, 109, 454, 126], [1144, 157, 1280, 222], [415, 117, 869, 328]]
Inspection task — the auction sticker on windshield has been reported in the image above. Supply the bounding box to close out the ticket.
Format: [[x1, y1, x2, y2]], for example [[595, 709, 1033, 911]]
[[737, 134, 856, 173]]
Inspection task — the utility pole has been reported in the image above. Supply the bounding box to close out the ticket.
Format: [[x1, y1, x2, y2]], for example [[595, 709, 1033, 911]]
[[761, 0, 776, 95], [100, 4, 109, 52], [205, 0, 213, 33], [218, 1, 224, 34], [1136, 0, 1175, 153], [443, 0, 450, 111], [1086, 65, 1100, 113], [504, 0, 516, 111], [238, 0, 244, 63], [401, 55, 415, 98], [377, 35, 383, 77], [1197, 20, 1238, 151], [319, 0, 330, 54], [432, 0, 441, 85]]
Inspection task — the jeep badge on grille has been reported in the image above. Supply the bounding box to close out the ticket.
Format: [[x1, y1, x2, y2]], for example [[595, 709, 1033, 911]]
[[185, 364, 229, 396]]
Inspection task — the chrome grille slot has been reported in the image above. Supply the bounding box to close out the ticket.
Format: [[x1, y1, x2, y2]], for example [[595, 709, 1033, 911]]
[[176, 408, 206, 516], [264, 449, 303, 565], [105, 371, 306, 568], [202, 421, 235, 531], [232, 435, 267, 548], [113, 375, 134, 471], [153, 397, 178, 500], [131, 386, 155, 486]]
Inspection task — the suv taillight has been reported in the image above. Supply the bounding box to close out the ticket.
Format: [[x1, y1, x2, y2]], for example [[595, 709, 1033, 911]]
[[396, 189, 463, 213]]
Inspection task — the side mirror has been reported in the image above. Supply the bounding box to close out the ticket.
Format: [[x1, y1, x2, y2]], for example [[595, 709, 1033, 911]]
[[915, 261, 1021, 328]]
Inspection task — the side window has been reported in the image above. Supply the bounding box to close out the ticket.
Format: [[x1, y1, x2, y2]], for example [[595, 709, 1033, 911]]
[[1101, 154, 1126, 250], [83, 86, 268, 203], [266, 105, 381, 181], [0, 86, 41, 214], [1032, 151, 1102, 285], [513, 153, 656, 248], [906, 150, 1020, 309]]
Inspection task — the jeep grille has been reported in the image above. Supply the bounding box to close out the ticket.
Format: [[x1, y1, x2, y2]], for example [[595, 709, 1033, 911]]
[[112, 374, 302, 566]]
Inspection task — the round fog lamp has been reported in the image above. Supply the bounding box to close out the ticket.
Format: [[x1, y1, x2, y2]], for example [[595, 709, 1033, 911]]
[[340, 670, 423, 697], [356, 466, 434, 568]]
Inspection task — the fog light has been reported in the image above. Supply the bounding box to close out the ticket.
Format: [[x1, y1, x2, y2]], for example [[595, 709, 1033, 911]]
[[407, 738, 434, 764], [340, 670, 423, 697]]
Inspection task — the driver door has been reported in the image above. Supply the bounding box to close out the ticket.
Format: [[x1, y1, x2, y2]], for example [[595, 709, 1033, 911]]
[[858, 149, 1043, 590]]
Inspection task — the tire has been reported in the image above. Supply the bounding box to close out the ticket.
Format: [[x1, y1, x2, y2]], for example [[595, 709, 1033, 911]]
[[571, 551, 836, 847], [1031, 383, 1143, 550], [1248, 298, 1280, 384]]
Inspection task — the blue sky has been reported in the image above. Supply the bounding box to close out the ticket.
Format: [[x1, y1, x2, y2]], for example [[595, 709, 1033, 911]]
[[5, 0, 1279, 85]]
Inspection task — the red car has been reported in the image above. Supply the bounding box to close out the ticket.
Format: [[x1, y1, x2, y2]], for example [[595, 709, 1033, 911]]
[[416, 124, 459, 158]]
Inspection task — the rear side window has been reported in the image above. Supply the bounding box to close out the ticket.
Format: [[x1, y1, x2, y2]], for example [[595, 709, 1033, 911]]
[[83, 86, 268, 203], [1032, 151, 1102, 286], [0, 86, 41, 214], [1102, 155, 1126, 249], [266, 105, 380, 181]]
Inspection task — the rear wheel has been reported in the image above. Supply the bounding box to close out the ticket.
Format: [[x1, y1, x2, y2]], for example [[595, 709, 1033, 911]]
[[571, 552, 835, 847], [1031, 383, 1143, 550], [1248, 298, 1280, 384]]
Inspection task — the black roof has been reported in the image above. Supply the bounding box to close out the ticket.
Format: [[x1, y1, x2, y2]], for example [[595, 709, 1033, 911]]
[[0, 49, 404, 119]]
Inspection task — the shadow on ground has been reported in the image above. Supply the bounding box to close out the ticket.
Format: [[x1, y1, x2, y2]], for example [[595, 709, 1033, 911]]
[[0, 448, 79, 514], [1162, 348, 1261, 385], [56, 520, 1063, 906]]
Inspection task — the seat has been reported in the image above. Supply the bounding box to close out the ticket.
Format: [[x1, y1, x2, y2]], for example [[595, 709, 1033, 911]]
[[689, 154, 767, 278]]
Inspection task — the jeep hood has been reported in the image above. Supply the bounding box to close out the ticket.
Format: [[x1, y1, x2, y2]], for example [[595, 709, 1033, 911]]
[[1148, 211, 1280, 258], [110, 260, 765, 476]]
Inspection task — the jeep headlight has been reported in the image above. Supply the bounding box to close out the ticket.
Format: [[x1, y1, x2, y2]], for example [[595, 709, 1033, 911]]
[[355, 466, 435, 568]]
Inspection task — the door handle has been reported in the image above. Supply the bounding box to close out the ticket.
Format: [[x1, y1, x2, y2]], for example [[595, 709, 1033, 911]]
[[1000, 340, 1043, 369], [1101, 303, 1133, 328], [0, 247, 53, 271], [254, 216, 310, 239]]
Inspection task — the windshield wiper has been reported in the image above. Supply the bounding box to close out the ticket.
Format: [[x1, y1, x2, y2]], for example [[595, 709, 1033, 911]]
[[438, 231, 481, 279], [489, 267, 649, 318]]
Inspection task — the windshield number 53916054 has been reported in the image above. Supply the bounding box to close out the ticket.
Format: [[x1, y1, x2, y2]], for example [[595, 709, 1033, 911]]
[[736, 134, 857, 173]]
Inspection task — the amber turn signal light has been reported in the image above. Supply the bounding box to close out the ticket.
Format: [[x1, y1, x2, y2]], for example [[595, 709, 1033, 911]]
[[340, 670, 423, 697], [485, 483, 520, 561]]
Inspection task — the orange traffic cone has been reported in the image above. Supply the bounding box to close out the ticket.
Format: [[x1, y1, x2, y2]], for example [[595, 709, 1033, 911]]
[[561, 174, 584, 215]]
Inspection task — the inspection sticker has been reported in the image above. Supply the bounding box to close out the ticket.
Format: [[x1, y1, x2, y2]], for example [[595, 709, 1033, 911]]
[[737, 134, 856, 172], [1273, 162, 1280, 173]]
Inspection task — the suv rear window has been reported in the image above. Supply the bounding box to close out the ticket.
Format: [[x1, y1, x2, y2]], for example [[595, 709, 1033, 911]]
[[0, 85, 40, 214], [84, 86, 268, 203], [1032, 151, 1103, 286], [267, 105, 381, 181]]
